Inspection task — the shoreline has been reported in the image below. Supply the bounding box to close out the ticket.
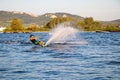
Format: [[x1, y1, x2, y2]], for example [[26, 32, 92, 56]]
[[1, 30, 120, 33]]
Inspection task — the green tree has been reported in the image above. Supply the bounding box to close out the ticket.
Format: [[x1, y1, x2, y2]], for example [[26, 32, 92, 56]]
[[104, 25, 120, 31], [44, 17, 73, 29], [77, 17, 101, 31]]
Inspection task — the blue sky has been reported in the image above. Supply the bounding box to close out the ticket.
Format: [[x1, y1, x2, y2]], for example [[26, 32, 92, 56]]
[[0, 0, 120, 21]]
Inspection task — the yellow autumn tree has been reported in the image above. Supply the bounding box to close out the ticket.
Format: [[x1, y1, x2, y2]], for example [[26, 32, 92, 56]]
[[10, 18, 24, 31]]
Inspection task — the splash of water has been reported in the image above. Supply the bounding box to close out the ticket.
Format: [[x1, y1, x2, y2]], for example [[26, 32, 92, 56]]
[[45, 24, 79, 46]]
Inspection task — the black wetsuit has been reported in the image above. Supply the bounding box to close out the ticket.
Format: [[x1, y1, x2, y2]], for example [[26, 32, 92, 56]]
[[30, 39, 39, 45]]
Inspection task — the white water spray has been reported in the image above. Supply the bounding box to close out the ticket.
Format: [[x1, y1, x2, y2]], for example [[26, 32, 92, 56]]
[[45, 24, 79, 46]]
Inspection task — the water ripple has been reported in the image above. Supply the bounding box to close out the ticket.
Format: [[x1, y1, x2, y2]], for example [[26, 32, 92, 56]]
[[12, 70, 30, 74], [106, 61, 120, 65], [0, 68, 10, 72], [0, 32, 120, 80]]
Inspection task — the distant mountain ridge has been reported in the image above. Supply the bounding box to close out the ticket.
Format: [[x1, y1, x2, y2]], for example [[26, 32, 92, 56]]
[[0, 11, 120, 26], [43, 12, 84, 20], [0, 11, 38, 24], [111, 19, 120, 25], [0, 11, 84, 26]]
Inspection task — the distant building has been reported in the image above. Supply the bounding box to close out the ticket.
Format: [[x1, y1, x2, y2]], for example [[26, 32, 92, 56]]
[[119, 25, 120, 28], [50, 15, 57, 18], [63, 14, 67, 18], [0, 27, 6, 31]]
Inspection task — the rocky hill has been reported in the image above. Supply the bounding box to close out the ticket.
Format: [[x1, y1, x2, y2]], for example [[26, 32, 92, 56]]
[[0, 11, 119, 27], [0, 11, 84, 26]]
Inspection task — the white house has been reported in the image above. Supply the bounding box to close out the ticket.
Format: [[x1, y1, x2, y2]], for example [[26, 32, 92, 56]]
[[119, 25, 120, 28], [0, 27, 6, 31]]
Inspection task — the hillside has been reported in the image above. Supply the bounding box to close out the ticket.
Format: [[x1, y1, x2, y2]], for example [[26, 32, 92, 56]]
[[43, 12, 84, 20], [100, 19, 120, 26], [0, 11, 50, 26], [0, 11, 84, 27], [111, 19, 120, 25], [0, 11, 119, 27]]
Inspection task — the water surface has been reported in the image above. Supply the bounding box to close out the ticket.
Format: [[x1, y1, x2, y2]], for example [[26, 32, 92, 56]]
[[0, 32, 120, 80]]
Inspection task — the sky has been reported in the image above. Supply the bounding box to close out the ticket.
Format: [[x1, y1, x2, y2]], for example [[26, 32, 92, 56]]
[[0, 0, 120, 21]]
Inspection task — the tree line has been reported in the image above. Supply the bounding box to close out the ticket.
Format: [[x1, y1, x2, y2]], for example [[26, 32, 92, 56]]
[[77, 17, 120, 31], [4, 17, 120, 33]]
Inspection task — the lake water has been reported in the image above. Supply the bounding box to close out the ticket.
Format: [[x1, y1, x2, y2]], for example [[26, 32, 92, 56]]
[[0, 32, 120, 80]]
